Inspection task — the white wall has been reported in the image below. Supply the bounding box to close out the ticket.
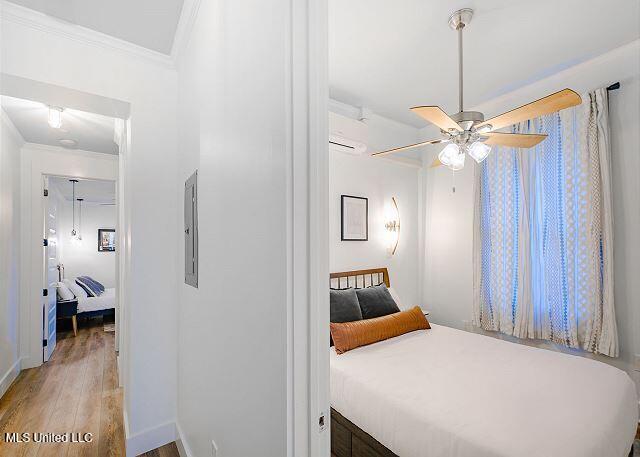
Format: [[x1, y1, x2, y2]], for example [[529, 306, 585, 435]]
[[175, 1, 288, 454], [2, 11, 179, 453], [174, 0, 328, 455], [329, 110, 421, 307], [56, 198, 117, 287], [0, 111, 23, 397], [421, 41, 640, 391]]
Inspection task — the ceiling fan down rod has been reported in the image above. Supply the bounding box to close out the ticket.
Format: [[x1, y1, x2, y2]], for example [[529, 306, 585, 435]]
[[458, 24, 464, 113], [449, 8, 473, 114]]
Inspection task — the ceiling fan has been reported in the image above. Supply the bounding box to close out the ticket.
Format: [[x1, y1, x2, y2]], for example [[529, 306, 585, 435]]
[[373, 8, 582, 170]]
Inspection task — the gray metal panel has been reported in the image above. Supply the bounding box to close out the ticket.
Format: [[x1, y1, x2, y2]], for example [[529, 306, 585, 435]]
[[184, 171, 198, 287]]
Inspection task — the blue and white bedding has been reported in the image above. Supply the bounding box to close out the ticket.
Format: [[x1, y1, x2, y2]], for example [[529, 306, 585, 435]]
[[62, 277, 116, 313], [76, 287, 116, 313], [75, 276, 105, 297]]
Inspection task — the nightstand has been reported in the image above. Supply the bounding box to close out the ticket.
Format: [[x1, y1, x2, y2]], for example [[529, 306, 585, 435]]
[[57, 298, 78, 336]]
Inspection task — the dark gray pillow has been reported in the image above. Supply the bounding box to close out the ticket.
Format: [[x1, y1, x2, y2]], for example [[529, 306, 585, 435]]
[[330, 288, 363, 323], [355, 284, 400, 319]]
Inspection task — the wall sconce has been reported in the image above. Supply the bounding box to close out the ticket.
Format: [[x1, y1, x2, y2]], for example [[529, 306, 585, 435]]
[[385, 197, 400, 255]]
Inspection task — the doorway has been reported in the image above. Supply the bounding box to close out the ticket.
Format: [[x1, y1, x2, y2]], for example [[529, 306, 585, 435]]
[[43, 176, 118, 361], [0, 88, 126, 370]]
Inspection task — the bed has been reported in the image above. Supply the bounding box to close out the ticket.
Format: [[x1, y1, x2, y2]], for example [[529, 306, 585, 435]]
[[77, 287, 116, 314], [59, 278, 117, 335], [329, 268, 638, 457]]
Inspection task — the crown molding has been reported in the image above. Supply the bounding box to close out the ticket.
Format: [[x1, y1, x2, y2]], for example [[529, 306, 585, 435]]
[[170, 0, 202, 64], [0, 0, 175, 69], [471, 39, 640, 114], [21, 141, 119, 160], [1, 107, 26, 145]]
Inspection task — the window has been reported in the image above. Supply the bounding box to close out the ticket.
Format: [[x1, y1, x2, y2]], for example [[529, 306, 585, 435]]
[[473, 89, 617, 356]]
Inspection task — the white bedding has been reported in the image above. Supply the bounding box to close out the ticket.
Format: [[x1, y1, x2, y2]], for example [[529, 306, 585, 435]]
[[330, 324, 637, 457], [77, 287, 116, 313]]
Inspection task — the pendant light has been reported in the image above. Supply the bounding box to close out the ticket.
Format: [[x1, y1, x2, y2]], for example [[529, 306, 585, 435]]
[[76, 198, 84, 241], [70, 179, 78, 238]]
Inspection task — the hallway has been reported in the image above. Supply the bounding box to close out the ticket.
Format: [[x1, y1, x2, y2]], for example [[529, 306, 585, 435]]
[[0, 318, 125, 456]]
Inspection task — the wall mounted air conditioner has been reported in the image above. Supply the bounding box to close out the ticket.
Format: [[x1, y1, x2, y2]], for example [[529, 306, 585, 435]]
[[329, 111, 368, 155]]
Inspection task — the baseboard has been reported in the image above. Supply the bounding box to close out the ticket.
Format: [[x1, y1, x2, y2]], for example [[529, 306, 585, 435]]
[[175, 422, 194, 457], [0, 358, 22, 399], [20, 355, 40, 370], [125, 418, 177, 456]]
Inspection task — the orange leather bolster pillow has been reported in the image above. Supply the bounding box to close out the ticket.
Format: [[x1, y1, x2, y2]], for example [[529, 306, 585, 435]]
[[330, 306, 430, 354]]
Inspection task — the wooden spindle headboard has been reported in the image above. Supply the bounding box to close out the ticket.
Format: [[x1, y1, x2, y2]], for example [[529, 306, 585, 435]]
[[329, 267, 390, 290]]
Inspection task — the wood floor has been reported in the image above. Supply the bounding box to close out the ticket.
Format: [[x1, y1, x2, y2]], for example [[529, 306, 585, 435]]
[[0, 318, 125, 457], [138, 443, 179, 457]]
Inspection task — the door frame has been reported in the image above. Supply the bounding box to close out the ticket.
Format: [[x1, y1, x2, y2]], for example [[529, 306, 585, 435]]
[[289, 0, 330, 455], [21, 145, 119, 369], [42, 175, 58, 362]]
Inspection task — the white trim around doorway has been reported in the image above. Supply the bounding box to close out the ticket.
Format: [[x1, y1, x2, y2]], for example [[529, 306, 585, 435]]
[[19, 143, 119, 369]]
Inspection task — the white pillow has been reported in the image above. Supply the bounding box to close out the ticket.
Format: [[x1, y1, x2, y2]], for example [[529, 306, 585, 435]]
[[63, 278, 87, 298], [388, 287, 406, 310], [56, 282, 75, 300]]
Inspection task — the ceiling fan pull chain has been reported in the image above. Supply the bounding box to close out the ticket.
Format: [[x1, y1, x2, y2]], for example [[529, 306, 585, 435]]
[[452, 168, 456, 193]]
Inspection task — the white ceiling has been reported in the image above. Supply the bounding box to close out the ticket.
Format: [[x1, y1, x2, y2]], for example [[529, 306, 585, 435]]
[[49, 176, 116, 205], [7, 0, 184, 54], [329, 0, 640, 127], [1, 96, 119, 155]]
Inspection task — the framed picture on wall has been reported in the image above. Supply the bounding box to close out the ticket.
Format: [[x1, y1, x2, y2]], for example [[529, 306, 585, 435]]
[[341, 195, 368, 241], [98, 229, 116, 252]]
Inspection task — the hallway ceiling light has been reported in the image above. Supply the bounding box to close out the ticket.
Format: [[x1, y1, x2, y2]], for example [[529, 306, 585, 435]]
[[371, 8, 582, 171], [48, 106, 63, 129]]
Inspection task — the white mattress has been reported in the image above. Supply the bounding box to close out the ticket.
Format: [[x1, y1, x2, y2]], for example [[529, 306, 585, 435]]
[[330, 324, 637, 457], [77, 287, 116, 313]]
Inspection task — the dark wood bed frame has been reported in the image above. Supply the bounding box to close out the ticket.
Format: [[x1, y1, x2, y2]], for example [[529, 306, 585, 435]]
[[329, 268, 635, 457]]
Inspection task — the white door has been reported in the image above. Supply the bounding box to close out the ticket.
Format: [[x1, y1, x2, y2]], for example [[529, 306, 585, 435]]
[[43, 177, 58, 361]]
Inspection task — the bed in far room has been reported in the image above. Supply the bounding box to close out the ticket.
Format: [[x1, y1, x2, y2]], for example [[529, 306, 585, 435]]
[[329, 268, 638, 457], [76, 286, 116, 314], [57, 276, 116, 335]]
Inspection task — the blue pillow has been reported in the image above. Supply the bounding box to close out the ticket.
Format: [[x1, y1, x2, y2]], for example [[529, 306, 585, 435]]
[[75, 278, 95, 297], [76, 277, 103, 297], [83, 276, 105, 294]]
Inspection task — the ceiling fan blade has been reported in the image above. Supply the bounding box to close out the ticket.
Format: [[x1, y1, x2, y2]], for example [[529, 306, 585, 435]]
[[429, 157, 443, 168], [410, 106, 463, 132], [483, 132, 547, 148], [477, 89, 581, 132], [372, 138, 446, 157]]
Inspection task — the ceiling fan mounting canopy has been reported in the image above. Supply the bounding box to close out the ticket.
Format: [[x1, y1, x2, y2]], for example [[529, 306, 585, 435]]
[[372, 7, 582, 171], [448, 8, 473, 31]]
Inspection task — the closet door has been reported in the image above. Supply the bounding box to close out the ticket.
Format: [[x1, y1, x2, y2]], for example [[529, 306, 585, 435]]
[[43, 177, 58, 361]]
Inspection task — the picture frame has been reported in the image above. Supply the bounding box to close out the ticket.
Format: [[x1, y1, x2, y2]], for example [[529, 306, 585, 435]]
[[341, 195, 368, 241], [98, 229, 116, 252]]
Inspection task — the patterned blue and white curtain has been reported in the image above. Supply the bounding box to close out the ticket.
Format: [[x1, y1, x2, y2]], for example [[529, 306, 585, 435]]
[[472, 88, 617, 356]]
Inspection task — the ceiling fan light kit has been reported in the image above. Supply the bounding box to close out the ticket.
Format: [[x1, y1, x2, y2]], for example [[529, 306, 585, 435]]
[[372, 8, 582, 172], [438, 143, 466, 171]]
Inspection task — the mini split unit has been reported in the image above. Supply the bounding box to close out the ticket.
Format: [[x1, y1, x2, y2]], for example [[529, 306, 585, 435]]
[[329, 112, 368, 155]]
